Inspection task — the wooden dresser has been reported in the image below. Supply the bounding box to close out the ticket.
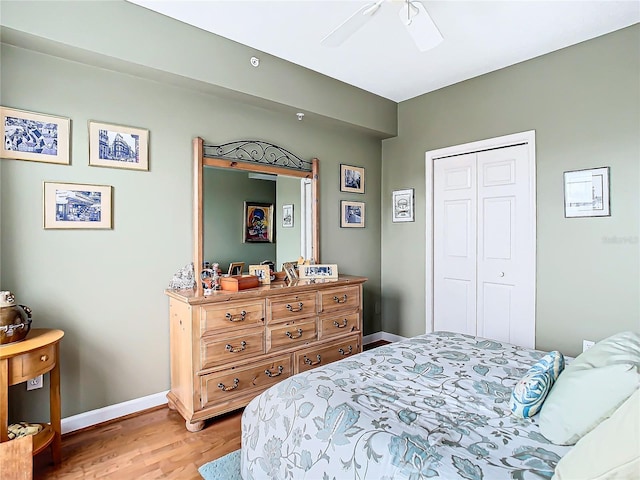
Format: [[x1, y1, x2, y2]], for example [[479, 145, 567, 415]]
[[165, 275, 366, 431]]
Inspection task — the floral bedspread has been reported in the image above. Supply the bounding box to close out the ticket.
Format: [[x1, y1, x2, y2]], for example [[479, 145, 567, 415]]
[[241, 331, 570, 479]]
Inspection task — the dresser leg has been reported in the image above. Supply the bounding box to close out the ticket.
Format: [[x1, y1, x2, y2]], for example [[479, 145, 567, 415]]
[[167, 397, 176, 411], [186, 420, 205, 432]]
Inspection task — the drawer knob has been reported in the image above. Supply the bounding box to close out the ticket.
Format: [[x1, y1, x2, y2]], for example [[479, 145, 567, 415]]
[[286, 302, 304, 312], [217, 378, 239, 391], [304, 354, 321, 366], [333, 294, 348, 304], [286, 328, 303, 339], [264, 365, 284, 378], [333, 319, 348, 329], [225, 310, 247, 322], [338, 345, 353, 356], [40, 355, 49, 362], [225, 341, 247, 353]]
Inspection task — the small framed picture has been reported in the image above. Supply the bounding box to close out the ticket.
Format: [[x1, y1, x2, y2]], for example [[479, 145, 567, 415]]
[[249, 264, 271, 284], [228, 262, 245, 276], [244, 202, 274, 243], [88, 121, 149, 171], [298, 264, 339, 279], [341, 200, 365, 228], [392, 188, 415, 222], [564, 167, 610, 218], [340, 164, 365, 194], [1, 106, 70, 165], [282, 204, 294, 228], [282, 261, 298, 283], [43, 182, 112, 229]]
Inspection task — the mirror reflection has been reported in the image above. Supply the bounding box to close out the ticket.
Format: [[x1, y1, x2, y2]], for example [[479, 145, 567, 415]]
[[203, 166, 310, 273]]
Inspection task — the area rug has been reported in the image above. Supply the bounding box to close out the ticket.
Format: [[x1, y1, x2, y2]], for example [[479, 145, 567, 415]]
[[198, 449, 241, 480]]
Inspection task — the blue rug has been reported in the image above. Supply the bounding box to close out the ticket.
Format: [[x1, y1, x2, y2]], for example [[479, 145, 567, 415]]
[[198, 449, 241, 480]]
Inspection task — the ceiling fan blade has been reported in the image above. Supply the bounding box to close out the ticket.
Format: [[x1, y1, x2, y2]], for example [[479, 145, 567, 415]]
[[399, 1, 443, 52], [321, 1, 384, 48]]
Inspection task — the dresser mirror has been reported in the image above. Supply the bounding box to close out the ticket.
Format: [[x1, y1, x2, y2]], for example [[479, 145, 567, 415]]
[[193, 138, 319, 294]]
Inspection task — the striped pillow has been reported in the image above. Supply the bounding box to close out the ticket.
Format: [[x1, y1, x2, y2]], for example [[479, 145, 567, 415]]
[[510, 351, 565, 418]]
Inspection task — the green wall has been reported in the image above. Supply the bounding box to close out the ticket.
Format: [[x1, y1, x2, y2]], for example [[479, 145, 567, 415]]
[[1, 41, 382, 421], [203, 168, 276, 271], [381, 25, 640, 357], [276, 176, 303, 268]]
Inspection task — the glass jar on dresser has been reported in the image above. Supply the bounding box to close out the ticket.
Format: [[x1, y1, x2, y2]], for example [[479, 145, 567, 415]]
[[165, 275, 367, 432]]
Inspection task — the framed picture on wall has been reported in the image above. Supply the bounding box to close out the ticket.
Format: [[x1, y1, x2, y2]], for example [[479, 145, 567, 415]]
[[340, 200, 365, 228], [1, 106, 70, 165], [43, 181, 112, 229], [340, 164, 365, 193], [282, 204, 294, 228], [392, 188, 415, 222], [88, 121, 149, 171], [243, 202, 273, 242], [563, 167, 610, 218]]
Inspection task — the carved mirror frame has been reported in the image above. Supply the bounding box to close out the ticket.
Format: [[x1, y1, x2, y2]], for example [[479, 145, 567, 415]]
[[192, 137, 319, 295]]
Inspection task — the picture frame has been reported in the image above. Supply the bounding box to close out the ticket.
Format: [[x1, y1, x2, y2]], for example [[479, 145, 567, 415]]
[[282, 261, 298, 283], [89, 121, 149, 171], [340, 200, 365, 228], [243, 202, 274, 243], [340, 164, 365, 194], [392, 188, 415, 222], [297, 264, 339, 279], [249, 264, 271, 284], [228, 262, 245, 276], [1, 106, 70, 165], [43, 182, 112, 229], [564, 167, 610, 218], [282, 204, 294, 228]]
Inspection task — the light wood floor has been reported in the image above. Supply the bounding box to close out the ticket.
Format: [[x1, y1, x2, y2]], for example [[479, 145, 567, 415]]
[[31, 340, 389, 479], [33, 407, 241, 480]]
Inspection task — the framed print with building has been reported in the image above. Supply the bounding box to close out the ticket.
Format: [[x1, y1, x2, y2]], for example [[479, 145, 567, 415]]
[[392, 188, 415, 222], [43, 182, 112, 229], [564, 167, 610, 218], [89, 121, 149, 171], [244, 202, 273, 243], [1, 106, 70, 165], [340, 164, 365, 193], [340, 200, 365, 228]]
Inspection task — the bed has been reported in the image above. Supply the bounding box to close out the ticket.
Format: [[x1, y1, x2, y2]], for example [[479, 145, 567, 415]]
[[240, 331, 572, 479]]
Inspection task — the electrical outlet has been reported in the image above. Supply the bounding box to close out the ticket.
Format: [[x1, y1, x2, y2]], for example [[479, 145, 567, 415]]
[[26, 375, 43, 391], [582, 340, 595, 353]]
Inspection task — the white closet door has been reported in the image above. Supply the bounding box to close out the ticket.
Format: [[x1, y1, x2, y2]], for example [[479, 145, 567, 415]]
[[476, 145, 534, 347], [433, 153, 477, 335]]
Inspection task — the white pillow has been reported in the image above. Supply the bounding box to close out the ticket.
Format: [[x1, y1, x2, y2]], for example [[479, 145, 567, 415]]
[[552, 389, 640, 480], [539, 331, 640, 445]]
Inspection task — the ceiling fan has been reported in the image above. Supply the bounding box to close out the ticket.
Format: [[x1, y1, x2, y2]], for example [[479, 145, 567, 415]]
[[321, 0, 443, 52]]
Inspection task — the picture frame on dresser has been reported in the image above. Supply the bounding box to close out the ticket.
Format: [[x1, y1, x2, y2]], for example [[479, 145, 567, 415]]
[[0, 106, 70, 165], [249, 264, 271, 284], [298, 264, 339, 279]]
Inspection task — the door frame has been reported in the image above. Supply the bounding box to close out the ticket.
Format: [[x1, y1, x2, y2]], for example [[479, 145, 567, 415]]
[[424, 130, 537, 339]]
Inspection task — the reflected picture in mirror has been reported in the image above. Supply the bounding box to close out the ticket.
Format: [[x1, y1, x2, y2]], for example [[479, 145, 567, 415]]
[[228, 262, 245, 276], [243, 202, 273, 243]]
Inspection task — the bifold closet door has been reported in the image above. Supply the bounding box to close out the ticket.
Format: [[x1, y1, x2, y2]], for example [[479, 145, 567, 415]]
[[433, 144, 534, 348]]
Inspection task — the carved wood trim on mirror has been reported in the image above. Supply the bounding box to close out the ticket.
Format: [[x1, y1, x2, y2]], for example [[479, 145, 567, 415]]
[[192, 137, 319, 296]]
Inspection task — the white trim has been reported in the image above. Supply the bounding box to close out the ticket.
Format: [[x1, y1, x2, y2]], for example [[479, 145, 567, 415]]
[[61, 390, 168, 434], [425, 130, 537, 339], [363, 331, 407, 345]]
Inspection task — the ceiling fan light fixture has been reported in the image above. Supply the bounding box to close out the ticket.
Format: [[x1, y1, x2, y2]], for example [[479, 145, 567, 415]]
[[399, 1, 443, 51]]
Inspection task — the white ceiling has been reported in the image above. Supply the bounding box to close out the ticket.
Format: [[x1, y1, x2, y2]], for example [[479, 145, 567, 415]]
[[129, 1, 639, 102]]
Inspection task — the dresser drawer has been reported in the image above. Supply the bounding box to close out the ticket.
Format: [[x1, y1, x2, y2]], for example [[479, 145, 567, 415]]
[[7, 344, 56, 385], [200, 329, 264, 370], [267, 292, 317, 324], [266, 318, 317, 352], [319, 312, 360, 340], [200, 300, 265, 336], [318, 286, 360, 314], [200, 354, 292, 409], [295, 334, 361, 373]]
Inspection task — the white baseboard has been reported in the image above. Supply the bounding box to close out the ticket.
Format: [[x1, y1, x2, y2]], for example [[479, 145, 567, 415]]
[[61, 332, 406, 434], [61, 390, 169, 434], [363, 331, 407, 345]]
